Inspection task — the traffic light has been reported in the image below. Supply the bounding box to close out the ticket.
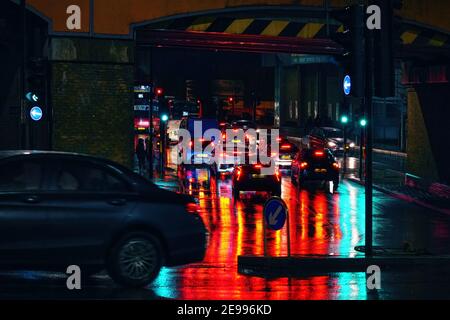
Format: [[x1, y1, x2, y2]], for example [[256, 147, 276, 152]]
[[330, 5, 365, 98], [161, 114, 169, 122], [228, 97, 234, 103], [25, 58, 46, 121], [373, 0, 402, 97], [340, 115, 349, 124], [155, 87, 164, 97], [359, 118, 368, 127]]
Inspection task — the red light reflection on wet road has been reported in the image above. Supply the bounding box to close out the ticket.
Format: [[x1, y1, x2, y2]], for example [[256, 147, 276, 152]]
[[151, 169, 369, 300]]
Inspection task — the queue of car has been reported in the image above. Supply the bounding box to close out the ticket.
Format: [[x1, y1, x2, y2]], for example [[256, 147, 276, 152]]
[[175, 116, 345, 199]]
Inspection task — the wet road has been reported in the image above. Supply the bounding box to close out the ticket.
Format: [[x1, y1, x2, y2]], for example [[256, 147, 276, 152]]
[[2, 165, 450, 299]]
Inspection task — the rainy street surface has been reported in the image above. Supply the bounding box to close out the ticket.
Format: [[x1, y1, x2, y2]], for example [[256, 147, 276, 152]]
[[1, 155, 450, 300]]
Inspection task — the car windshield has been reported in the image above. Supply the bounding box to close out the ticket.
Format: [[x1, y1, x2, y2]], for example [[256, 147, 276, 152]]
[[323, 128, 342, 139], [232, 121, 256, 129]]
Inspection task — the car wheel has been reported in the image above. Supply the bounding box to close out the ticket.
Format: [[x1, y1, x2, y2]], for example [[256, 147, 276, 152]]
[[107, 232, 163, 288], [233, 187, 240, 199], [298, 177, 304, 189], [290, 170, 297, 185]]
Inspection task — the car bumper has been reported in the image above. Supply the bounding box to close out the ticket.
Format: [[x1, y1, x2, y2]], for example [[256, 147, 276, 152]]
[[276, 159, 292, 167], [300, 170, 339, 181], [235, 177, 281, 191], [166, 218, 207, 266]]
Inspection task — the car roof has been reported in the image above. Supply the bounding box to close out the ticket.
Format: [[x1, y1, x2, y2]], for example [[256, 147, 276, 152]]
[[0, 150, 109, 163], [321, 127, 342, 131]]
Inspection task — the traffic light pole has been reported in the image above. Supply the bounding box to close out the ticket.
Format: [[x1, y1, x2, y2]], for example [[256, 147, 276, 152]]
[[343, 125, 347, 175], [364, 26, 375, 257], [20, 0, 28, 149]]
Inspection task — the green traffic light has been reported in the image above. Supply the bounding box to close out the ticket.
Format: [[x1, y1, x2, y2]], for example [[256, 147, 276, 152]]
[[360, 119, 367, 127], [340, 115, 349, 124], [161, 114, 169, 122]]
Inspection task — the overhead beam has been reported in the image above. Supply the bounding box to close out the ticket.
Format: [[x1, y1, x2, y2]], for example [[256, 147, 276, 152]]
[[136, 29, 343, 55]]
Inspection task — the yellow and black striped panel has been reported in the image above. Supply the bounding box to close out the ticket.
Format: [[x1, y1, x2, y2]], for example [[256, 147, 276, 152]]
[[163, 16, 339, 39], [151, 16, 450, 48], [400, 27, 449, 48]]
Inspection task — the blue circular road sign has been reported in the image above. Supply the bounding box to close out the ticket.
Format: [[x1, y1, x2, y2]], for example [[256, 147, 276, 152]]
[[30, 106, 43, 121], [343, 75, 352, 96], [264, 197, 287, 231]]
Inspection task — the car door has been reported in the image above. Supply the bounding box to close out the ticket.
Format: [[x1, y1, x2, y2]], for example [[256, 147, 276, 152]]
[[0, 156, 55, 266], [41, 158, 138, 266]]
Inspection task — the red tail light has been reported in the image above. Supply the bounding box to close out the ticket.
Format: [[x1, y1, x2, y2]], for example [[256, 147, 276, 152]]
[[332, 162, 340, 170], [314, 151, 325, 157], [236, 168, 242, 181], [189, 141, 193, 147], [300, 162, 308, 169], [281, 144, 291, 150], [186, 202, 200, 214], [254, 164, 262, 169], [222, 134, 226, 139], [277, 137, 282, 142]]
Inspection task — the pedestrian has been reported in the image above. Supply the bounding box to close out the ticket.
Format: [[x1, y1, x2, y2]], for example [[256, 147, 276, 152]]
[[136, 138, 146, 175]]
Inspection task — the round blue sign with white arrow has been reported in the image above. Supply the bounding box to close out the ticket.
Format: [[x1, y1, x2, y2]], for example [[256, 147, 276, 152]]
[[264, 197, 287, 231], [343, 75, 352, 96], [30, 106, 43, 121]]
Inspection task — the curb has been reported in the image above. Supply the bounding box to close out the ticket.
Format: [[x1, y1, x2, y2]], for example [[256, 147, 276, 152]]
[[238, 255, 450, 277], [346, 177, 450, 216]]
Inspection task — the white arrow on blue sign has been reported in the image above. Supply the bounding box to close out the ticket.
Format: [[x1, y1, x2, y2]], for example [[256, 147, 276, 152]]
[[264, 197, 287, 231], [343, 75, 352, 96], [30, 106, 43, 121]]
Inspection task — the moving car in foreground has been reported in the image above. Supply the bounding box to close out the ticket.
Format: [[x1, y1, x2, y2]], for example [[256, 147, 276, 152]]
[[291, 149, 340, 191], [0, 151, 206, 288], [232, 162, 281, 199]]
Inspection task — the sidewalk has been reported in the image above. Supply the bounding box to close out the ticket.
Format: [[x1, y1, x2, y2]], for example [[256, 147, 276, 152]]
[[347, 174, 450, 216], [133, 155, 181, 193], [336, 146, 450, 215]]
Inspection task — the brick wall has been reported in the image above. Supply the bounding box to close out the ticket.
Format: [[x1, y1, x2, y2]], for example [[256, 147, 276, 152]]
[[50, 38, 134, 167]]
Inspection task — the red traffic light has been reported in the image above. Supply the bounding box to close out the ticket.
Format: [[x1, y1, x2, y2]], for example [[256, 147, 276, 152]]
[[155, 88, 163, 96], [228, 97, 234, 102]]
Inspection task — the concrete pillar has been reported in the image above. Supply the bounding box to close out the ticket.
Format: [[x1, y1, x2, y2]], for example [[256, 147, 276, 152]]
[[406, 87, 438, 181], [49, 37, 135, 167]]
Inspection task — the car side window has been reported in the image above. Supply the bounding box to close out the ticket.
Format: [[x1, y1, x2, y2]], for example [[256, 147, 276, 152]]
[[52, 161, 130, 193], [317, 129, 325, 138], [0, 159, 44, 192]]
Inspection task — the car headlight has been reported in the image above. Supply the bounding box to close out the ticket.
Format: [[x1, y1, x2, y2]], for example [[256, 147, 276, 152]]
[[349, 143, 355, 148], [328, 141, 337, 148]]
